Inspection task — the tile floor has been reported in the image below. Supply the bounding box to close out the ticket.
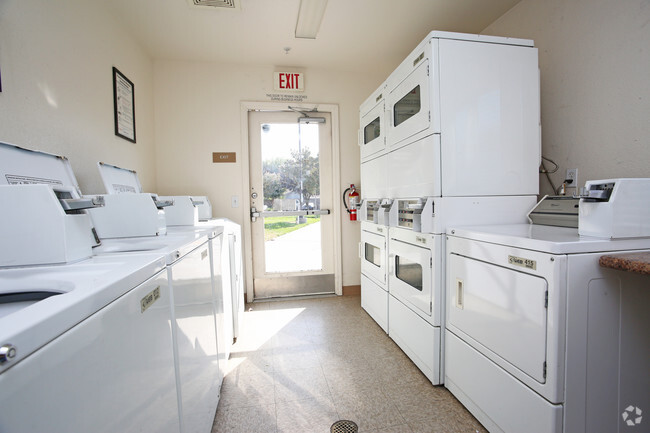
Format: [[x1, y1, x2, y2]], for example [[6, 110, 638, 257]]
[[212, 295, 487, 433]]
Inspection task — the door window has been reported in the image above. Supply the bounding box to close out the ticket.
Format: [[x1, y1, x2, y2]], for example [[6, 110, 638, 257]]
[[364, 116, 381, 144], [395, 255, 423, 291], [394, 85, 421, 127], [260, 122, 322, 273], [365, 243, 381, 268]]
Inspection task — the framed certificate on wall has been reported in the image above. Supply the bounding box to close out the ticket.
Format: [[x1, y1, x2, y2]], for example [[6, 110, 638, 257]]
[[112, 67, 136, 143]]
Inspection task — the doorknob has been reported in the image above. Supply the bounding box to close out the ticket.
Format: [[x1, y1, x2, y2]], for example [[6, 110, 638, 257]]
[[251, 192, 258, 199]]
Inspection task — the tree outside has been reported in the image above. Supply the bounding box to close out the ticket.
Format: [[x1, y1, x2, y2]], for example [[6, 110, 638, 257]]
[[280, 148, 320, 210], [262, 149, 320, 211]]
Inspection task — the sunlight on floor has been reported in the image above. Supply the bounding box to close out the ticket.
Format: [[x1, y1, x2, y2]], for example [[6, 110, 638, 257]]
[[212, 295, 488, 433]]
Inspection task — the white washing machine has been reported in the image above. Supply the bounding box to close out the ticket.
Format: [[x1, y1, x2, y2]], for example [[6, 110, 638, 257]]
[[95, 228, 223, 433], [0, 142, 181, 432], [167, 224, 233, 381], [445, 223, 650, 433], [0, 254, 180, 433], [0, 142, 224, 433], [205, 218, 244, 343]]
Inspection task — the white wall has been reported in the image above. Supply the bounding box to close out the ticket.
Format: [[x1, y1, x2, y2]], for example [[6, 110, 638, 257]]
[[483, 0, 650, 194], [0, 0, 155, 194], [153, 60, 383, 290]]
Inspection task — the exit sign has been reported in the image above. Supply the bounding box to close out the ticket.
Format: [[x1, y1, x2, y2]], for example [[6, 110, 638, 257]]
[[273, 72, 304, 92]]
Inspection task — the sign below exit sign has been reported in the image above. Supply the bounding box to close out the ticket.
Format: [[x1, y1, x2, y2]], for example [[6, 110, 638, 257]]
[[273, 72, 304, 92]]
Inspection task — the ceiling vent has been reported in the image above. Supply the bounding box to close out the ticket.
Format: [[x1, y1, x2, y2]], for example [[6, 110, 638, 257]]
[[187, 0, 240, 10]]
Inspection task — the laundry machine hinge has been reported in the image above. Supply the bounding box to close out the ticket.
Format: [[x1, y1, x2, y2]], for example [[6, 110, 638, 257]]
[[543, 362, 547, 379], [544, 290, 548, 308]]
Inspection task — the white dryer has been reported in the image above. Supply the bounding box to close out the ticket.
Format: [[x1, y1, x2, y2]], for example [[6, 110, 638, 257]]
[[445, 223, 650, 433], [359, 220, 390, 332]]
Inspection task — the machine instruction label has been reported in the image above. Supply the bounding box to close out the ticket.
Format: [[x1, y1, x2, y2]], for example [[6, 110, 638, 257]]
[[111, 183, 137, 193], [508, 255, 537, 270], [141, 286, 161, 313], [5, 174, 63, 185]]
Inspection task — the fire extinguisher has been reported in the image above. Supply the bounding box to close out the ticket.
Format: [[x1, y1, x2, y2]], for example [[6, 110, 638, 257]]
[[343, 184, 360, 221]]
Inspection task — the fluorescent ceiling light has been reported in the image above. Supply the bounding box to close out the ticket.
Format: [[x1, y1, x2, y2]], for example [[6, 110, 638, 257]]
[[295, 0, 328, 39]]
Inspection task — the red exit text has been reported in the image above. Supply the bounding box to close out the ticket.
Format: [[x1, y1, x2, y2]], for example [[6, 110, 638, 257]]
[[274, 72, 304, 91]]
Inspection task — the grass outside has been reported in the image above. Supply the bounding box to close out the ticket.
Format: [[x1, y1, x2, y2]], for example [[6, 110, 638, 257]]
[[264, 215, 320, 241]]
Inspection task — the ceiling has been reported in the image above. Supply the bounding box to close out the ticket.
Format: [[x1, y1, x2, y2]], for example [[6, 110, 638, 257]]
[[107, 0, 520, 76]]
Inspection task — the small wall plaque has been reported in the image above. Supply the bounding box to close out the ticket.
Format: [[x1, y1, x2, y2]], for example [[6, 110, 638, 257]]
[[213, 152, 236, 163]]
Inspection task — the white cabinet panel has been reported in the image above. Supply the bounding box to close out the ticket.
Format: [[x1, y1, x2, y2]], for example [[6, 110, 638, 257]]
[[388, 294, 440, 384], [387, 134, 441, 198], [361, 274, 388, 333], [445, 331, 562, 433], [360, 154, 388, 199], [438, 39, 540, 196]]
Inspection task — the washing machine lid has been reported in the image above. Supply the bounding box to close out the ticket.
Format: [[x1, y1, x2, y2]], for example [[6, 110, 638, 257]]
[[448, 224, 650, 254], [0, 142, 82, 198], [97, 161, 143, 194]]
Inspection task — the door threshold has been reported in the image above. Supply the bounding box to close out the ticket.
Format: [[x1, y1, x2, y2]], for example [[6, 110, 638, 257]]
[[252, 292, 337, 303]]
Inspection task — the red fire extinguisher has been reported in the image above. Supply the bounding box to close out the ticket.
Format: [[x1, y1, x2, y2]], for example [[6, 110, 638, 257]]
[[343, 184, 360, 221]]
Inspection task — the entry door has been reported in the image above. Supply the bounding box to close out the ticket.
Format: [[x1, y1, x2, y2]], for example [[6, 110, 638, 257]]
[[248, 111, 335, 298]]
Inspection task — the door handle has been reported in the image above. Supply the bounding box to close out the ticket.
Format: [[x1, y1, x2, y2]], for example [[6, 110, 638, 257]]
[[259, 209, 331, 217], [455, 279, 464, 310]]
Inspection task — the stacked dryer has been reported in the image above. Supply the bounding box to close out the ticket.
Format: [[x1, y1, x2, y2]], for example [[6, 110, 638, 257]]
[[359, 31, 541, 385]]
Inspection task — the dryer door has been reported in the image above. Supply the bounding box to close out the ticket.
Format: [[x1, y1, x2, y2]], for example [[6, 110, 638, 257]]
[[388, 237, 433, 318], [360, 99, 386, 162], [387, 54, 439, 149], [447, 252, 549, 383], [361, 228, 387, 286]]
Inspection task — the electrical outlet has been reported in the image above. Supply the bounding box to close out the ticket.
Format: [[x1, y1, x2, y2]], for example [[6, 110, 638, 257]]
[[231, 195, 239, 208], [566, 168, 578, 188]]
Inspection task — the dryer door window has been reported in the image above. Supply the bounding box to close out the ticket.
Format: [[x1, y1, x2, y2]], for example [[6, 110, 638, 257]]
[[364, 116, 381, 144], [395, 256, 422, 291], [393, 85, 421, 127], [365, 242, 381, 268], [360, 100, 386, 161]]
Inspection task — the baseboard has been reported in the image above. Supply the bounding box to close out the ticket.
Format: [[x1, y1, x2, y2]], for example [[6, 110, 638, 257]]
[[343, 285, 361, 296]]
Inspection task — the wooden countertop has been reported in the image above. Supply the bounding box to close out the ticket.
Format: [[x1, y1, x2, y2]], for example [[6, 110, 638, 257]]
[[599, 252, 650, 275]]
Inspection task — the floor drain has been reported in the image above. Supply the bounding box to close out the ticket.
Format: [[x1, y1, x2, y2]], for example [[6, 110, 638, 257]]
[[330, 420, 358, 433]]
